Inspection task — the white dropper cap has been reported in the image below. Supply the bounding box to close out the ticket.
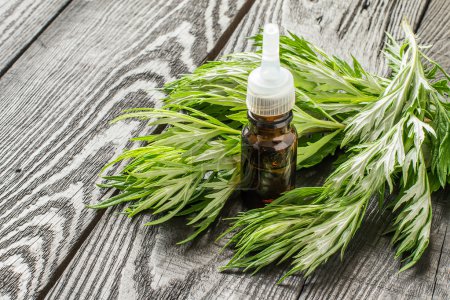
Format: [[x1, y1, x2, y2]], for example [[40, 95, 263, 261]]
[[246, 24, 295, 116]]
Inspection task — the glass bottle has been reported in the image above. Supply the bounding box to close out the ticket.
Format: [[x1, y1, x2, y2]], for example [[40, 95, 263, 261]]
[[240, 23, 298, 208]]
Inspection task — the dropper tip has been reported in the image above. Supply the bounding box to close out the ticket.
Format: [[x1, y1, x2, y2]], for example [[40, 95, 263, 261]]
[[261, 23, 280, 80], [264, 23, 279, 35], [263, 24, 279, 56]]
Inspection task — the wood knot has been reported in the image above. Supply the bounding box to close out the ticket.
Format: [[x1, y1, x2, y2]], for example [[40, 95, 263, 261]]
[[362, 0, 370, 10]]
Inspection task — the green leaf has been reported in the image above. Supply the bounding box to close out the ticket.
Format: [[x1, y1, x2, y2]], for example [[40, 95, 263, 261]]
[[430, 100, 450, 187], [297, 130, 342, 169]]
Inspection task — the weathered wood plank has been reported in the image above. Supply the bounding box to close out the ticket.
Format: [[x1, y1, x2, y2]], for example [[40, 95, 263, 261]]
[[0, 0, 249, 299], [222, 0, 429, 75], [45, 1, 437, 299], [430, 194, 449, 300], [418, 0, 449, 74], [0, 0, 71, 76]]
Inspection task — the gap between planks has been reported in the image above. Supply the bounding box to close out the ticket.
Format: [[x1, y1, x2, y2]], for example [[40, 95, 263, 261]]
[[35, 190, 113, 300], [0, 0, 75, 78], [42, 0, 444, 299], [431, 205, 448, 299], [32, 1, 257, 299], [25, 0, 445, 298], [414, 0, 432, 32]]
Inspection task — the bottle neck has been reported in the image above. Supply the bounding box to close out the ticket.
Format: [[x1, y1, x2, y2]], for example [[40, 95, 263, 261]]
[[247, 111, 293, 135]]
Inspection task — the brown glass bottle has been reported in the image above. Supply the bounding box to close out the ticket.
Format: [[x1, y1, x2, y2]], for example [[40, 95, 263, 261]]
[[241, 111, 297, 208]]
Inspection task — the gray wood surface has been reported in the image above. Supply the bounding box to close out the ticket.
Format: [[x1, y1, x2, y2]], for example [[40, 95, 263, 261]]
[[0, 0, 71, 76], [0, 0, 248, 299], [222, 0, 429, 74], [44, 1, 449, 300]]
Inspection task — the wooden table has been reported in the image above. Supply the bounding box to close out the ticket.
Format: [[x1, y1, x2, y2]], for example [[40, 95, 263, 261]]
[[0, 0, 448, 299]]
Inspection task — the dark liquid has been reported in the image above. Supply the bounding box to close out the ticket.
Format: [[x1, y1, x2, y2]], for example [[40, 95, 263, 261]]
[[240, 112, 297, 208]]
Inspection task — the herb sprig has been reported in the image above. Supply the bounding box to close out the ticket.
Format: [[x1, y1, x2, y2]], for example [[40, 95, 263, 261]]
[[221, 21, 449, 279], [92, 31, 381, 241], [91, 21, 449, 280]]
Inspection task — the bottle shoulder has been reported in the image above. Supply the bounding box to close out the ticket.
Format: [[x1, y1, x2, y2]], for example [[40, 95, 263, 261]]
[[242, 124, 297, 152], [242, 123, 297, 137]]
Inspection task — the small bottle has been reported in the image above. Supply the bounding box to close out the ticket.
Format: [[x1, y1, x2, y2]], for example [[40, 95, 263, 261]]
[[241, 24, 298, 208]]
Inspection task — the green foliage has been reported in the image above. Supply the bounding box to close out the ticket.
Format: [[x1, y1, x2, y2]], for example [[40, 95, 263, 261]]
[[92, 30, 382, 242], [296, 130, 343, 169], [430, 101, 450, 186], [222, 20, 449, 280], [90, 106, 241, 242], [91, 21, 448, 280]]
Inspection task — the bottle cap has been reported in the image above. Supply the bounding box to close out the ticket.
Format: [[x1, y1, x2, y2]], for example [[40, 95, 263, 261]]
[[246, 24, 295, 116]]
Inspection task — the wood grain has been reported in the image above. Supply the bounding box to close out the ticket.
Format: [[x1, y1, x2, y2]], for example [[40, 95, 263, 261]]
[[430, 197, 450, 300], [418, 0, 449, 77], [222, 0, 429, 75], [0, 0, 248, 299], [0, 0, 72, 76], [44, 1, 444, 299]]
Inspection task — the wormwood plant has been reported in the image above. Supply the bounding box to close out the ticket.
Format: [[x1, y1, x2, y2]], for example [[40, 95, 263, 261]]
[[91, 21, 449, 279], [221, 21, 449, 280], [91, 27, 382, 242]]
